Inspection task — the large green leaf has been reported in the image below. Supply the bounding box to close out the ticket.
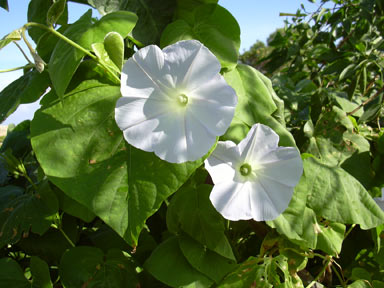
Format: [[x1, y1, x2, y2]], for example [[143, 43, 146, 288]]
[[28, 0, 68, 43], [121, 0, 176, 45], [49, 10, 137, 97], [179, 235, 237, 283], [0, 70, 50, 123], [60, 247, 138, 288], [267, 174, 308, 243], [306, 106, 372, 187], [30, 256, 53, 288], [167, 184, 235, 260], [31, 80, 205, 245], [0, 258, 30, 288], [223, 64, 296, 146], [304, 157, 384, 229], [70, 0, 175, 45], [217, 257, 272, 288], [0, 184, 58, 248], [161, 4, 240, 69], [144, 236, 213, 288]]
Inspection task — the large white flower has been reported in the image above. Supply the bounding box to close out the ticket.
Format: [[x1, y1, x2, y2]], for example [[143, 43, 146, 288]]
[[115, 40, 237, 163], [204, 123, 303, 221]]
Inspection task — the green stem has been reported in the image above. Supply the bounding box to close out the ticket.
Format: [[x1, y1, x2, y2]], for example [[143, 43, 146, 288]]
[[14, 41, 33, 64], [0, 64, 34, 73], [331, 264, 346, 287], [306, 257, 331, 288], [23, 22, 120, 83], [59, 226, 76, 248], [24, 174, 39, 191], [344, 224, 356, 240]]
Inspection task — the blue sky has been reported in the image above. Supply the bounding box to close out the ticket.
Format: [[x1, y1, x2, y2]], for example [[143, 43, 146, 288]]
[[0, 0, 324, 125]]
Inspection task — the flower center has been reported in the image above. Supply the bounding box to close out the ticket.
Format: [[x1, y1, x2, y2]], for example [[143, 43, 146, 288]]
[[239, 163, 252, 176], [177, 94, 188, 106]]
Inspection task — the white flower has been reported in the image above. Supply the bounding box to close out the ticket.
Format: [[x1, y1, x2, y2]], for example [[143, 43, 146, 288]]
[[374, 188, 384, 211], [115, 40, 237, 163], [204, 123, 303, 221]]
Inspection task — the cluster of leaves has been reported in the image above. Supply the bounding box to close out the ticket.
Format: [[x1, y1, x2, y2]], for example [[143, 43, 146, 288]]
[[0, 0, 383, 287], [240, 0, 384, 286]]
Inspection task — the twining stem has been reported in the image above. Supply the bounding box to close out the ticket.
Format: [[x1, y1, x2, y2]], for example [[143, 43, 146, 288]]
[[22, 22, 121, 83]]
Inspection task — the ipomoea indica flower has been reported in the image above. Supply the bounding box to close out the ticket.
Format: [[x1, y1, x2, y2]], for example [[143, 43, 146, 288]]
[[115, 40, 237, 163], [205, 123, 303, 221]]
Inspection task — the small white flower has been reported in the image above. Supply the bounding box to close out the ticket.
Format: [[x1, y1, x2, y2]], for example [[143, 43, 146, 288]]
[[115, 40, 237, 163], [204, 123, 303, 221], [374, 188, 384, 211]]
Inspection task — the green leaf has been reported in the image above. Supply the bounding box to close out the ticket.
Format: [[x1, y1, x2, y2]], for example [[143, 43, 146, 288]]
[[315, 221, 345, 256], [28, 0, 68, 43], [161, 4, 240, 69], [46, 0, 67, 26], [60, 247, 139, 288], [0, 70, 50, 123], [144, 236, 213, 288], [304, 157, 384, 229], [49, 10, 137, 97], [31, 80, 205, 246], [54, 187, 95, 223], [78, 0, 175, 45], [0, 183, 58, 248], [167, 184, 235, 260], [179, 235, 237, 283], [0, 258, 30, 287], [104, 32, 124, 71], [91, 42, 119, 72], [307, 106, 372, 187], [0, 120, 31, 158], [348, 280, 372, 288], [0, 0, 8, 11], [175, 0, 218, 23], [0, 29, 21, 50], [267, 174, 308, 244], [30, 256, 53, 288], [223, 64, 296, 146], [218, 257, 272, 288], [121, 0, 176, 45]]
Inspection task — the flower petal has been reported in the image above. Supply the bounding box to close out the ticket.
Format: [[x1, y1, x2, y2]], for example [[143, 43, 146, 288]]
[[238, 124, 280, 163], [209, 181, 253, 221], [163, 40, 221, 91], [115, 97, 169, 132], [188, 74, 237, 136], [258, 147, 303, 187], [121, 45, 173, 99], [204, 141, 240, 184], [249, 178, 294, 221]]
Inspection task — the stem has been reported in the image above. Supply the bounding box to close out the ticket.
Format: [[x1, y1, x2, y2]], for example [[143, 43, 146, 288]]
[[344, 224, 356, 240], [0, 64, 34, 73], [13, 41, 33, 64], [331, 261, 346, 287], [306, 257, 332, 288], [24, 174, 39, 191], [23, 22, 121, 83], [347, 86, 384, 116], [59, 227, 75, 247]]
